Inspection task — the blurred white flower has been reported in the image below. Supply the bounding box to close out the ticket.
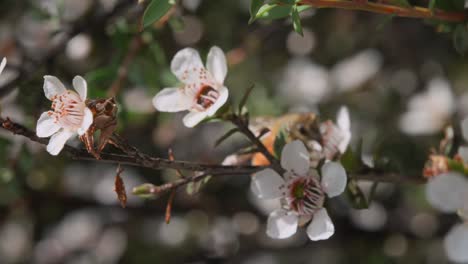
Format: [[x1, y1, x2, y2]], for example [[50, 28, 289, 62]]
[[250, 140, 347, 240], [331, 49, 382, 92], [36, 76, 93, 155], [0, 57, 6, 75], [458, 117, 468, 163], [444, 223, 468, 263], [320, 106, 351, 160], [153, 46, 229, 127], [278, 58, 331, 105], [399, 78, 454, 135]]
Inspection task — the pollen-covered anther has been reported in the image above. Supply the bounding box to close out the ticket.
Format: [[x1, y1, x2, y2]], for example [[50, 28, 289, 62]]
[[283, 175, 325, 216], [194, 85, 219, 111]]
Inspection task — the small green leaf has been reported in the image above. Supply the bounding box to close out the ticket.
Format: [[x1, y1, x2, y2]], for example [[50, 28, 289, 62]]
[[453, 24, 468, 56], [142, 0, 174, 29], [346, 178, 369, 209], [291, 5, 303, 36], [186, 175, 211, 195], [428, 0, 437, 10], [249, 0, 265, 24], [273, 128, 287, 158], [254, 3, 310, 21], [238, 84, 255, 115], [215, 128, 240, 147]]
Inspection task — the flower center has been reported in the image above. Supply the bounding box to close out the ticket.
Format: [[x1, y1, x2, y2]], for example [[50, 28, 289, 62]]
[[283, 175, 325, 216], [48, 90, 85, 129], [194, 85, 219, 111]]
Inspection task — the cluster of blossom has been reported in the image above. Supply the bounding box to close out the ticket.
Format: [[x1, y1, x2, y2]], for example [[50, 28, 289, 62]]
[[424, 119, 468, 263]]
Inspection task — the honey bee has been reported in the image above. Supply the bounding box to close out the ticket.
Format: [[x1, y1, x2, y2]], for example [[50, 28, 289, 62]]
[[223, 109, 350, 167], [249, 113, 321, 166]]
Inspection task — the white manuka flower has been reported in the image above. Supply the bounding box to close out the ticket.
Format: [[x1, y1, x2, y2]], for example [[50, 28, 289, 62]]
[[320, 106, 351, 160], [0, 57, 6, 75], [152, 46, 229, 127], [251, 140, 347, 240], [36, 76, 93, 155]]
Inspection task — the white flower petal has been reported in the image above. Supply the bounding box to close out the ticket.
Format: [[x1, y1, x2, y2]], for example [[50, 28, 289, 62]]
[[0, 57, 6, 75], [444, 223, 468, 263], [321, 161, 347, 198], [152, 87, 193, 112], [426, 172, 468, 213], [36, 112, 61, 138], [205, 86, 228, 116], [206, 46, 227, 84], [458, 146, 468, 164], [46, 130, 75, 156], [43, 75, 66, 100], [251, 168, 285, 199], [77, 108, 93, 136], [182, 111, 208, 127], [170, 48, 204, 83], [266, 209, 298, 239], [281, 140, 310, 175], [336, 106, 351, 153], [462, 117, 468, 143], [72, 75, 87, 100], [306, 208, 335, 241]]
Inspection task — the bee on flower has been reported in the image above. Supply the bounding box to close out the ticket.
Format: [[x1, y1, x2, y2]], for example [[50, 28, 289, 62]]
[[36, 76, 93, 155], [152, 46, 229, 127], [251, 140, 347, 240]]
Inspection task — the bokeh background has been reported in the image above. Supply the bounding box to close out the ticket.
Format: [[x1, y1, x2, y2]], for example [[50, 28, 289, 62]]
[[0, 0, 466, 263]]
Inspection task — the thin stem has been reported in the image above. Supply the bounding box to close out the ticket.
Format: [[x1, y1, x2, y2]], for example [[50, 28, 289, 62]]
[[299, 0, 467, 22], [228, 114, 283, 173]]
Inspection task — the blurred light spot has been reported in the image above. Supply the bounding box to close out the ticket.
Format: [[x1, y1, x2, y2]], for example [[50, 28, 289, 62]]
[[331, 49, 382, 92], [182, 0, 202, 11], [243, 253, 278, 264], [444, 223, 468, 263], [62, 0, 92, 22], [383, 234, 408, 257], [99, 0, 118, 11], [200, 217, 239, 257], [94, 227, 127, 263], [66, 34, 92, 61], [56, 210, 102, 251], [278, 58, 330, 105], [350, 203, 387, 231], [186, 210, 210, 237], [0, 221, 31, 263], [232, 211, 260, 235], [399, 78, 454, 135], [26, 172, 48, 190], [286, 28, 316, 56], [123, 87, 155, 113], [157, 216, 189, 247], [173, 16, 204, 45], [409, 212, 438, 238]]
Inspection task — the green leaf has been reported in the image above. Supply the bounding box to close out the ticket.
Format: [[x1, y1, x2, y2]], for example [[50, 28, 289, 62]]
[[254, 3, 310, 21], [215, 128, 240, 147], [453, 24, 468, 56], [346, 178, 369, 209], [249, 0, 264, 24], [142, 0, 174, 29], [186, 175, 212, 195], [291, 5, 303, 36], [238, 84, 255, 115], [273, 128, 287, 158], [428, 0, 437, 10]]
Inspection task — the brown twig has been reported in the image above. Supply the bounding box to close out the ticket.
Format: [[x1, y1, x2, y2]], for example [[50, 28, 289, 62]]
[[228, 114, 283, 173], [299, 0, 467, 22]]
